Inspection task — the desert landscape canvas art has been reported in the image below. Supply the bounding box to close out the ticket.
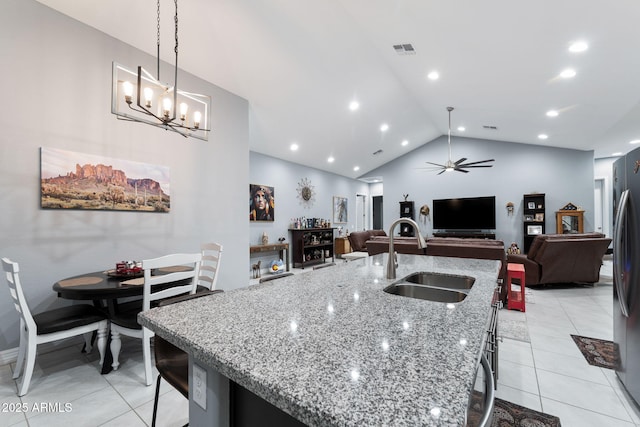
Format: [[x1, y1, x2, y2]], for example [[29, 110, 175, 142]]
[[40, 147, 170, 212]]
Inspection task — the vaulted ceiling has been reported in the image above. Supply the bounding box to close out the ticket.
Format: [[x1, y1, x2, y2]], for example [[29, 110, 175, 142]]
[[37, 0, 640, 179]]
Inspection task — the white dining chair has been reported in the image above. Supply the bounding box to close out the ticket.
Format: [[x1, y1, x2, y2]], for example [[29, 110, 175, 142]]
[[2, 257, 108, 396], [198, 242, 223, 291], [109, 252, 201, 386]]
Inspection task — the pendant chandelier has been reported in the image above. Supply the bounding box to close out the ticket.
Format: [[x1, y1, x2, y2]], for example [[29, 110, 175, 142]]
[[111, 0, 211, 140]]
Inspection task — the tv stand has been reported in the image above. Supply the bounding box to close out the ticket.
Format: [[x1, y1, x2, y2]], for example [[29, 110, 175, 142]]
[[433, 231, 496, 240]]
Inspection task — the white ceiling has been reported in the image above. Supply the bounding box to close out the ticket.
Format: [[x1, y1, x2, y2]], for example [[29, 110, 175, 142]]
[[36, 0, 640, 180]]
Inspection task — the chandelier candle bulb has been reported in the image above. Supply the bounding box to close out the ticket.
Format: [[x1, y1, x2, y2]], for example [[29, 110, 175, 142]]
[[144, 88, 153, 108], [123, 81, 133, 104], [194, 111, 201, 129], [162, 98, 172, 120], [180, 103, 188, 121]]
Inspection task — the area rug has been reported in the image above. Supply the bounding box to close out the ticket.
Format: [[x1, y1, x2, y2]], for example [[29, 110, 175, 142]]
[[499, 318, 531, 343], [571, 335, 620, 370], [467, 395, 561, 426]]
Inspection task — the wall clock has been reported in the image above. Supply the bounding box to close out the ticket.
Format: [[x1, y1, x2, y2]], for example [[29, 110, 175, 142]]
[[297, 178, 315, 208]]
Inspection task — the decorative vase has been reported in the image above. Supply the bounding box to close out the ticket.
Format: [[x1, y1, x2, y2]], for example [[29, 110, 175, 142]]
[[262, 232, 269, 245]]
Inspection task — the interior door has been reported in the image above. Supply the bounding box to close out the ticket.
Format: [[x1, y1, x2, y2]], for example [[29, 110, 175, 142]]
[[355, 194, 367, 231]]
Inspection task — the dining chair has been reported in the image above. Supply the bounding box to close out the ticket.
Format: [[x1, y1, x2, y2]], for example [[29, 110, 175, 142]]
[[109, 252, 202, 386], [1, 257, 108, 396], [151, 289, 222, 427], [198, 242, 223, 291]]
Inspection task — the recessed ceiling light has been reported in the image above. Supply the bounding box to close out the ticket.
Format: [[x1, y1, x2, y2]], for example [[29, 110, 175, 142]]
[[560, 69, 576, 78], [457, 126, 465, 132], [612, 152, 624, 156], [630, 140, 640, 145], [290, 143, 299, 151], [380, 123, 389, 132], [569, 41, 588, 53], [538, 134, 549, 140], [546, 110, 559, 117], [349, 101, 360, 111], [327, 156, 335, 163], [401, 140, 409, 146], [427, 71, 439, 80], [353, 166, 360, 171]]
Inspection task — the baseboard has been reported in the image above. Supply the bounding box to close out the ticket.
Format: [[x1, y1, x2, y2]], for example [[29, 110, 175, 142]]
[[0, 347, 20, 366], [0, 336, 85, 367]]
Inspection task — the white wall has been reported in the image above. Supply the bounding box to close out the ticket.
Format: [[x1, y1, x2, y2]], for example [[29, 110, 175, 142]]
[[0, 0, 249, 350], [249, 152, 369, 272], [368, 135, 595, 247]]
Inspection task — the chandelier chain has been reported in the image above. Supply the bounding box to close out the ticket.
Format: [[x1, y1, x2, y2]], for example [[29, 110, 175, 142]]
[[174, 0, 179, 55], [156, 0, 161, 80]]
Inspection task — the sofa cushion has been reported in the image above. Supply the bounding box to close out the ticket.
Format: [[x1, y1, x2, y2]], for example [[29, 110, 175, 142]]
[[528, 233, 605, 259]]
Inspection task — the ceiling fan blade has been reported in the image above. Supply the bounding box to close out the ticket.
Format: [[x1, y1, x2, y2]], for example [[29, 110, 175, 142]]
[[460, 164, 494, 168], [458, 159, 495, 167], [454, 167, 469, 173], [437, 169, 446, 175], [454, 158, 468, 165], [424, 161, 446, 168]]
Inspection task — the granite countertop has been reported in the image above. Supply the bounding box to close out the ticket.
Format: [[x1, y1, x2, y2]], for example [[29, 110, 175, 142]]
[[139, 253, 500, 426]]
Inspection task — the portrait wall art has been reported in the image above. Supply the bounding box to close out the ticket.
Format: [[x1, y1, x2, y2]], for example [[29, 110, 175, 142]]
[[40, 147, 170, 212], [333, 196, 348, 223], [250, 184, 275, 221]]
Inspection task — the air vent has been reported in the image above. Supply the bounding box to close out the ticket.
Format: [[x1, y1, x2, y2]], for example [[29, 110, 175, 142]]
[[393, 44, 416, 55], [483, 125, 498, 130], [373, 149, 383, 155]]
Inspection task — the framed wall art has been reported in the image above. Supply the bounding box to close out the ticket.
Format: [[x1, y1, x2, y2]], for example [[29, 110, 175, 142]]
[[333, 196, 348, 223], [40, 147, 170, 212], [250, 184, 275, 221]]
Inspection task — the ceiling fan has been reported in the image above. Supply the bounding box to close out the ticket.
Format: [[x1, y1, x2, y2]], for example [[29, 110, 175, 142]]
[[423, 107, 495, 175]]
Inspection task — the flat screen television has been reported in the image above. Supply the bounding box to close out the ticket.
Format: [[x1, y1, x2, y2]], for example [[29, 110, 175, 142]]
[[432, 196, 496, 230]]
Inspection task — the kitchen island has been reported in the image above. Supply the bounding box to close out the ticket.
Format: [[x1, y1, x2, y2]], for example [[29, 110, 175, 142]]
[[139, 253, 501, 426]]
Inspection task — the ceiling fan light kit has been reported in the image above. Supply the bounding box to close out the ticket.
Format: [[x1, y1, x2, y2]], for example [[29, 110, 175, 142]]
[[424, 107, 495, 175]]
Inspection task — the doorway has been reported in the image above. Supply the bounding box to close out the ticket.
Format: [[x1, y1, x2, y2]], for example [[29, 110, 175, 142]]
[[355, 194, 368, 231], [373, 196, 383, 230], [594, 177, 610, 240]]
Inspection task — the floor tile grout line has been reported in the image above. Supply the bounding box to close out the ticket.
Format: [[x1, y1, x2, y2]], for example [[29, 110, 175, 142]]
[[541, 395, 637, 424]]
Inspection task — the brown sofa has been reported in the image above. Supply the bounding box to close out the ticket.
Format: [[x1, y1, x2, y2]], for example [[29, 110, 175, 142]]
[[506, 233, 611, 286], [347, 230, 387, 253]]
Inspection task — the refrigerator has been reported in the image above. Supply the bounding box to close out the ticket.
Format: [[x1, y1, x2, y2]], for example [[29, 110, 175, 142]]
[[613, 149, 640, 406]]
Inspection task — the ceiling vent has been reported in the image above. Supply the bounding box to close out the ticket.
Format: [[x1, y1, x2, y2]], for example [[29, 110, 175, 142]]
[[483, 125, 498, 130], [373, 149, 383, 155], [393, 44, 416, 55]]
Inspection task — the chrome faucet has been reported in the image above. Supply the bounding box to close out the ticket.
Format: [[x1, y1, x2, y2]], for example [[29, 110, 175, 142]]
[[386, 218, 427, 279]]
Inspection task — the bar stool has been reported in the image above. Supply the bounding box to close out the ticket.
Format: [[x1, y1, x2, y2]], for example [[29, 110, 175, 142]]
[[507, 263, 526, 312]]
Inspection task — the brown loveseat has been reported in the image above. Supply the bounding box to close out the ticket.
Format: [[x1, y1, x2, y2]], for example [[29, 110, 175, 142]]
[[506, 233, 611, 286]]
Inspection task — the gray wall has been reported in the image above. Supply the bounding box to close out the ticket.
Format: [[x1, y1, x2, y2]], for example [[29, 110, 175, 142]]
[[249, 152, 369, 272], [0, 0, 249, 351], [368, 135, 595, 246]]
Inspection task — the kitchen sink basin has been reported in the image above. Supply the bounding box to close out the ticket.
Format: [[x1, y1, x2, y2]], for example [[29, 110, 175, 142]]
[[402, 272, 475, 291], [383, 283, 468, 303]]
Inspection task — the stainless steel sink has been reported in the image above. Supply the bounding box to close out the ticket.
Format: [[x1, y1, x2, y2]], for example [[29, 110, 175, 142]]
[[383, 283, 468, 303], [402, 272, 475, 291]]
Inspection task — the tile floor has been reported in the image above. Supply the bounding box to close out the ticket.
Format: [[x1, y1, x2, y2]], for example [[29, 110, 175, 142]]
[[2, 259, 639, 426]]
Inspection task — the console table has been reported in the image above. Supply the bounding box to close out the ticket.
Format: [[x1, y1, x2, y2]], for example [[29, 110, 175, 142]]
[[289, 228, 335, 268], [249, 243, 290, 272]]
